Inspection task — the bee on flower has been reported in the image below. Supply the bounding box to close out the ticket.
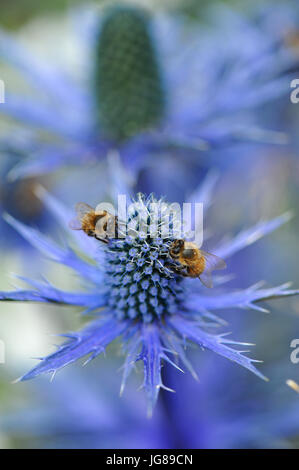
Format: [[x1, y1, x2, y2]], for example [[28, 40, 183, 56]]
[[0, 176, 298, 415]]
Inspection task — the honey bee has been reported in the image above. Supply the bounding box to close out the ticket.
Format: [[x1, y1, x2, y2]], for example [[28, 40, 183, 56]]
[[169, 239, 226, 288], [69, 202, 118, 243]]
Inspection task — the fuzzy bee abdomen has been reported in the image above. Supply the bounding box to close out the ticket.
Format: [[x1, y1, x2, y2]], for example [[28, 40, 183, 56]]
[[186, 255, 206, 277]]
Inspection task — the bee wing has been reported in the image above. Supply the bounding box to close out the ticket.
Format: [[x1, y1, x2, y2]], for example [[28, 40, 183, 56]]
[[201, 250, 227, 271], [199, 250, 227, 288], [75, 202, 94, 221], [199, 271, 214, 288], [69, 218, 83, 230], [69, 202, 94, 231]]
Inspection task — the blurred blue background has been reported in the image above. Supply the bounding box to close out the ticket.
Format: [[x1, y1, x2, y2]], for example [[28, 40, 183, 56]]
[[0, 0, 299, 449]]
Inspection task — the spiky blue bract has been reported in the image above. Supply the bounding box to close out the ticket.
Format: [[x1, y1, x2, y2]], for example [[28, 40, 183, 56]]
[[0, 186, 298, 414], [0, 4, 297, 180], [21, 317, 129, 381]]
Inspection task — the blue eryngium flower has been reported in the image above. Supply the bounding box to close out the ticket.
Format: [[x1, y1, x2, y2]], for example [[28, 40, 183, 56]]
[[0, 185, 298, 415], [0, 138, 49, 249], [0, 3, 296, 181]]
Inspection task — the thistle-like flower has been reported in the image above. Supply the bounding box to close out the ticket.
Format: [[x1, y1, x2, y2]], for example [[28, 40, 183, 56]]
[[0, 4, 295, 181], [0, 144, 47, 248], [0, 176, 298, 415]]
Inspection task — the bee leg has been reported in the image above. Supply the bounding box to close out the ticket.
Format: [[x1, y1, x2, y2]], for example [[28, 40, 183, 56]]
[[94, 235, 109, 244], [165, 263, 189, 277]]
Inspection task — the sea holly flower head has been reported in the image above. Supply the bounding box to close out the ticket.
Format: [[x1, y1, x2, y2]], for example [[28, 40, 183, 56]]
[[0, 3, 296, 181], [0, 181, 298, 415], [104, 195, 185, 323]]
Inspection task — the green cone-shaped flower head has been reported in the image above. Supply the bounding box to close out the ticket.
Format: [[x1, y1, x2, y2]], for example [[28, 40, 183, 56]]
[[94, 5, 165, 141]]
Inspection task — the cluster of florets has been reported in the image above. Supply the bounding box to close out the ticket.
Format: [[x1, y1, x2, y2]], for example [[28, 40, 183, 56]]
[[94, 5, 165, 141], [104, 196, 184, 322]]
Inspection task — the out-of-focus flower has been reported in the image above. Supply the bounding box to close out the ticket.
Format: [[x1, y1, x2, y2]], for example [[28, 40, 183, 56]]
[[160, 350, 299, 448], [0, 3, 295, 183], [253, 1, 299, 57], [0, 368, 171, 449], [3, 356, 299, 449], [0, 176, 297, 415], [2, 316, 299, 449], [0, 132, 49, 248]]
